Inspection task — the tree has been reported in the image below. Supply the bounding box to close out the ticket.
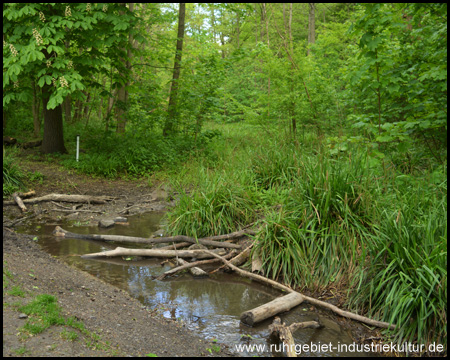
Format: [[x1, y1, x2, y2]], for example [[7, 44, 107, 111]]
[[308, 3, 316, 56], [163, 3, 186, 137], [3, 3, 141, 153]]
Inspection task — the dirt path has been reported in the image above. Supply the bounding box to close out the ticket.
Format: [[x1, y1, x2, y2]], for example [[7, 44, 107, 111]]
[[3, 161, 230, 357]]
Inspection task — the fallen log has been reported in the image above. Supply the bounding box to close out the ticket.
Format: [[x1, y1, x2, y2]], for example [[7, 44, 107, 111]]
[[241, 292, 304, 326], [211, 244, 253, 274], [175, 258, 208, 277], [3, 193, 115, 205], [21, 139, 42, 149], [157, 242, 192, 250], [81, 246, 227, 260], [17, 190, 36, 198], [12, 192, 27, 212], [202, 250, 396, 330], [53, 226, 243, 249], [156, 251, 237, 280], [269, 317, 322, 357]]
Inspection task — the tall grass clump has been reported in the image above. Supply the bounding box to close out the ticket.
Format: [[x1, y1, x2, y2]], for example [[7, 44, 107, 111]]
[[166, 173, 257, 238], [349, 180, 447, 349], [3, 148, 27, 197], [252, 147, 375, 290]]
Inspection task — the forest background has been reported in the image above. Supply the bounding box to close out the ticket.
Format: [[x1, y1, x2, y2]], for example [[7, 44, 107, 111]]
[[3, 3, 447, 354]]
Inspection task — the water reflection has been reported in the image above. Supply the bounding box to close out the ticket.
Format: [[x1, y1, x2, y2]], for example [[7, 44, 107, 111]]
[[17, 212, 366, 357]]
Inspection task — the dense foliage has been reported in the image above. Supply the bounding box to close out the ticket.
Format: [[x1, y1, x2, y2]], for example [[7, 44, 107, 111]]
[[3, 3, 446, 353]]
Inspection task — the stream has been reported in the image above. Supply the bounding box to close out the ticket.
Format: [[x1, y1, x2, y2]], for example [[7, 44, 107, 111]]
[[17, 211, 368, 357]]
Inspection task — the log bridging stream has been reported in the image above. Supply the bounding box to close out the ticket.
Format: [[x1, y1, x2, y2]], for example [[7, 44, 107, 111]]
[[53, 226, 247, 249]]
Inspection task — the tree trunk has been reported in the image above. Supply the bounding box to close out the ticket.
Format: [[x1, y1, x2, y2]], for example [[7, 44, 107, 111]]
[[116, 3, 133, 134], [41, 85, 67, 154], [63, 95, 71, 124], [32, 80, 41, 137], [289, 4, 296, 135], [163, 2, 186, 137], [307, 3, 315, 56]]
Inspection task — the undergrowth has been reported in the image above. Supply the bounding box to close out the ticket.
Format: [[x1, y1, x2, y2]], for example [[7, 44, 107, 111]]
[[164, 123, 447, 351]]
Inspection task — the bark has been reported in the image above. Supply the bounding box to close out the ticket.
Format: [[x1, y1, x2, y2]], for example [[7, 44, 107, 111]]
[[4, 194, 114, 206], [175, 258, 208, 277], [202, 250, 397, 330], [241, 292, 305, 326], [52, 226, 250, 249], [157, 251, 237, 280], [163, 3, 186, 136], [81, 246, 227, 260], [63, 95, 72, 123], [269, 317, 322, 357], [41, 84, 67, 154], [211, 244, 253, 273], [12, 192, 27, 212], [116, 3, 133, 134]]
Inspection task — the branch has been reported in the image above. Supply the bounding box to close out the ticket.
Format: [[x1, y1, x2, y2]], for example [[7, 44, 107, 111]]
[[203, 250, 397, 330]]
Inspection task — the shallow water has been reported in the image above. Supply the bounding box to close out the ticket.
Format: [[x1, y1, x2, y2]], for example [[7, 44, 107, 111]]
[[18, 211, 367, 357]]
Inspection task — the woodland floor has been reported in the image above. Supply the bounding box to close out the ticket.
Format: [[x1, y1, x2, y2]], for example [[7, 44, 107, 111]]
[[3, 154, 380, 357]]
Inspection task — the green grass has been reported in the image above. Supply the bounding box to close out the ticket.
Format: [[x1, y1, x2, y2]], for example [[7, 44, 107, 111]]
[[162, 123, 447, 351], [3, 147, 27, 197]]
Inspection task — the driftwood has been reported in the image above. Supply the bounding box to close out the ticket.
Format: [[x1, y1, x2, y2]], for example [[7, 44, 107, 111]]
[[175, 258, 208, 277], [211, 244, 253, 274], [53, 226, 244, 249], [157, 242, 192, 250], [241, 292, 304, 326], [17, 190, 36, 198], [4, 193, 115, 205], [269, 317, 322, 357], [12, 192, 27, 212], [81, 246, 227, 260], [157, 251, 238, 280], [202, 250, 397, 330]]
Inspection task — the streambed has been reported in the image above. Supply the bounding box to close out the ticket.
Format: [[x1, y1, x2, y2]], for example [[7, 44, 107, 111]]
[[17, 211, 368, 357]]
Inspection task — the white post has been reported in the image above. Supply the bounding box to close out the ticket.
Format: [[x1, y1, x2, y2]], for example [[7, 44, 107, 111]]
[[76, 135, 80, 162]]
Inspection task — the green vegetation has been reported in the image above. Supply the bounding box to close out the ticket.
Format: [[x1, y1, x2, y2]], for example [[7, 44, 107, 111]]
[[3, 148, 27, 197], [3, 2, 446, 354]]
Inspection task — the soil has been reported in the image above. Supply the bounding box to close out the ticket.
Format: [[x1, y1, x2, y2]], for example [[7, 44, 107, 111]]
[[3, 159, 231, 357], [3, 156, 380, 357]]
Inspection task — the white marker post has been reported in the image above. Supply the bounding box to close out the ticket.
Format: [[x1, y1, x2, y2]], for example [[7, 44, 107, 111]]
[[76, 134, 80, 162]]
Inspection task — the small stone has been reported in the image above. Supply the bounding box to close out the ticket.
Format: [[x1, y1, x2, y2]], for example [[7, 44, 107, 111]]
[[18, 313, 28, 319], [98, 219, 115, 228], [114, 217, 128, 223]]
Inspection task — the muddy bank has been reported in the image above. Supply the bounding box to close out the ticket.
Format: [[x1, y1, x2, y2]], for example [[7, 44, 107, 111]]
[[3, 227, 232, 357]]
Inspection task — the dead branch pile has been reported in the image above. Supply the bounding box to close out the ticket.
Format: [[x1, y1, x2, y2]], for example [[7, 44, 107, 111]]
[[49, 211, 397, 332]]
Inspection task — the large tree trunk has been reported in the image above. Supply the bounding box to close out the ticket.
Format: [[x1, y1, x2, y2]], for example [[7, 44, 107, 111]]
[[41, 85, 67, 154], [163, 2, 186, 136]]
